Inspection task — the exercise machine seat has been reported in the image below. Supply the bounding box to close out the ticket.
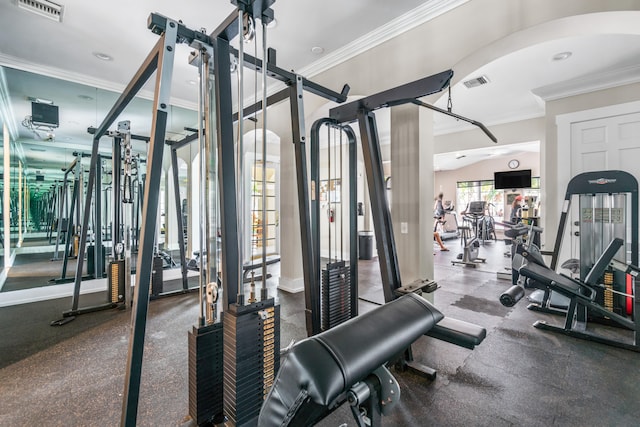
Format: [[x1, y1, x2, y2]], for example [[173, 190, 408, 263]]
[[518, 258, 596, 301], [258, 293, 444, 427]]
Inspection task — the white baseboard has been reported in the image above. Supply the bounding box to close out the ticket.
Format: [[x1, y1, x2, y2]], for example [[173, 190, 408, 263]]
[[0, 278, 107, 307], [278, 276, 304, 293]]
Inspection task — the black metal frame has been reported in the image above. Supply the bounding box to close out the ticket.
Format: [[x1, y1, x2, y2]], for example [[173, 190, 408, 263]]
[[51, 155, 78, 259], [322, 71, 454, 303], [317, 69, 496, 304], [51, 154, 80, 282], [291, 70, 495, 377], [329, 70, 453, 123], [167, 134, 198, 293], [306, 118, 358, 336]]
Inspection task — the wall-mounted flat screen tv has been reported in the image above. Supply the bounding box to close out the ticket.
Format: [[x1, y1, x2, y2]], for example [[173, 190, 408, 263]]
[[31, 102, 59, 128], [494, 169, 532, 189]]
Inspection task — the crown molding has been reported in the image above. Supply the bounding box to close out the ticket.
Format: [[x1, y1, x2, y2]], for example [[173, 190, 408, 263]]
[[532, 63, 640, 101], [298, 0, 470, 78], [0, 52, 198, 110]]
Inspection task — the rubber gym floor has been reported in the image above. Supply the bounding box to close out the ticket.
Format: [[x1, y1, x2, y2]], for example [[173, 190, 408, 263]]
[[1, 238, 639, 426]]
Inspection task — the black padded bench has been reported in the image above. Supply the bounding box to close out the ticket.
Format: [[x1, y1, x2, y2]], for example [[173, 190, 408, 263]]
[[518, 259, 596, 301], [258, 293, 486, 426]]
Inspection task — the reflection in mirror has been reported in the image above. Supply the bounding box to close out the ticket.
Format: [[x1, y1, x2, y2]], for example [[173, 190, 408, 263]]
[[0, 125, 4, 271], [0, 66, 196, 293]]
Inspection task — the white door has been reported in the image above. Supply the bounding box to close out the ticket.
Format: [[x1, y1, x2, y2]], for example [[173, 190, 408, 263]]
[[567, 112, 640, 265], [571, 112, 640, 176]]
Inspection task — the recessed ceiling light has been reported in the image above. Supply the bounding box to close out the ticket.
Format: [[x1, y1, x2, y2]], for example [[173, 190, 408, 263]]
[[93, 51, 113, 61], [78, 94, 93, 101], [552, 51, 572, 61], [311, 46, 325, 55], [187, 80, 197, 85]]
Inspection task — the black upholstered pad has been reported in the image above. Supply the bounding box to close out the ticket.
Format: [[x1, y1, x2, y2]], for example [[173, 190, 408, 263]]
[[258, 293, 444, 427], [427, 317, 486, 349], [518, 261, 595, 301]]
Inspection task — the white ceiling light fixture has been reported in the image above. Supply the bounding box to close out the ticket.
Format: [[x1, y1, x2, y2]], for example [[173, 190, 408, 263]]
[[77, 94, 93, 101], [552, 51, 572, 61], [311, 46, 325, 55], [93, 52, 113, 61], [17, 0, 64, 22]]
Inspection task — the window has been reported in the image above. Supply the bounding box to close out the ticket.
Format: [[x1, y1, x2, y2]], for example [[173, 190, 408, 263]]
[[250, 162, 278, 258], [456, 177, 540, 222]]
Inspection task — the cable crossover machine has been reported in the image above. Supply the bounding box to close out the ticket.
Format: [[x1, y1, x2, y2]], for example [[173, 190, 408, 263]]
[[72, 1, 348, 425]]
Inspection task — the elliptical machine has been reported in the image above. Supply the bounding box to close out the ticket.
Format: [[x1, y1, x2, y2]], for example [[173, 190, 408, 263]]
[[452, 201, 486, 268]]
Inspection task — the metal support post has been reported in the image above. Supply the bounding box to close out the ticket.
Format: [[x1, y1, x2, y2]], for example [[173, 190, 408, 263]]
[[60, 175, 78, 280], [121, 21, 177, 426], [112, 136, 122, 253], [346, 126, 358, 318], [357, 111, 401, 302], [95, 155, 103, 278], [212, 35, 240, 311], [289, 76, 317, 336], [171, 147, 189, 291]]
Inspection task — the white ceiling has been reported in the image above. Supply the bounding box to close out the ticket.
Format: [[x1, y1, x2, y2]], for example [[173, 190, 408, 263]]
[[1, 0, 640, 183]]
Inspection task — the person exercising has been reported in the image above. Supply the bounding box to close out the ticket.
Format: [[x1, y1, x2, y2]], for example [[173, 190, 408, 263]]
[[433, 192, 445, 231], [433, 192, 449, 251], [510, 195, 523, 224], [434, 231, 449, 251]]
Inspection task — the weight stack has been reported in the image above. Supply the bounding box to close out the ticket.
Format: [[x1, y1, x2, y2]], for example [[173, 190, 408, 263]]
[[321, 260, 352, 331], [151, 255, 164, 297], [107, 260, 125, 304], [188, 323, 225, 425], [223, 300, 280, 426], [592, 269, 626, 321]]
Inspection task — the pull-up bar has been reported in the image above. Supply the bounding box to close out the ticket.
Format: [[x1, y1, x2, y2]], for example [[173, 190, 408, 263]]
[[386, 98, 497, 143]]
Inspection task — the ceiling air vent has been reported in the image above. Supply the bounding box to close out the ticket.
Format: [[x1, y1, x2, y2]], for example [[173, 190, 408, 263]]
[[463, 75, 490, 89], [17, 0, 64, 22]]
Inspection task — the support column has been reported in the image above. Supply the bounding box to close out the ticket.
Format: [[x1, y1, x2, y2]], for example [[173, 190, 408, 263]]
[[278, 134, 304, 293], [389, 104, 434, 291]]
